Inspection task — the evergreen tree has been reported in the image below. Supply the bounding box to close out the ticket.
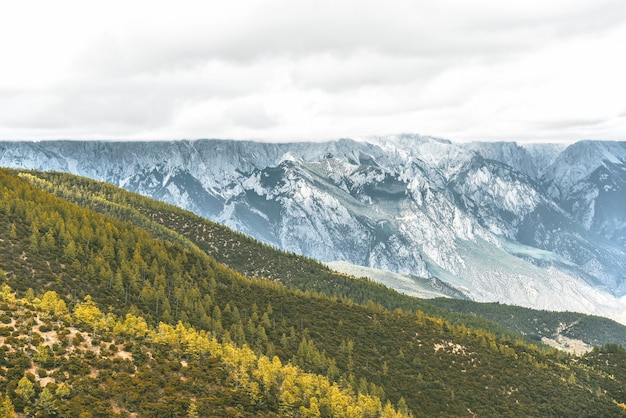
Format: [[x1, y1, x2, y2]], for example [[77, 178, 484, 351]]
[[37, 388, 58, 417], [16, 377, 35, 404], [0, 394, 15, 418], [187, 401, 199, 418]]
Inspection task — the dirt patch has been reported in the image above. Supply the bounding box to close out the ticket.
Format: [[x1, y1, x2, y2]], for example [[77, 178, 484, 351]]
[[434, 341, 467, 355], [541, 336, 591, 355]]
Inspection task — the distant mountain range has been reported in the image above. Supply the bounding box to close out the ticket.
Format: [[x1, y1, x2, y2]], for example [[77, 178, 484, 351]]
[[2, 135, 626, 322]]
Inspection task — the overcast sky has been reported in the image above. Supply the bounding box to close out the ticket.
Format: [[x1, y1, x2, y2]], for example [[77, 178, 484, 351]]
[[1, 0, 625, 143]]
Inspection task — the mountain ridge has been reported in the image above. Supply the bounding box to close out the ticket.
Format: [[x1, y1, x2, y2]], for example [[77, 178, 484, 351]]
[[19, 169, 626, 350], [2, 136, 626, 323]]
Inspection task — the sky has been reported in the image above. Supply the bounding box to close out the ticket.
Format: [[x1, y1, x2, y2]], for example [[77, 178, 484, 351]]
[[1, 0, 626, 143]]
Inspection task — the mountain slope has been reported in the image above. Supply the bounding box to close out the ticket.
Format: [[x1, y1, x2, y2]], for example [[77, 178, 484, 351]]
[[19, 169, 626, 349], [543, 141, 626, 247], [4, 168, 626, 416], [0, 284, 406, 417], [467, 140, 626, 250]]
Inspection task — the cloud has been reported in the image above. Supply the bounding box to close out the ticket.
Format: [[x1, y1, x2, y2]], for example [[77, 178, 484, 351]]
[[534, 118, 607, 130], [1, 0, 626, 142], [226, 100, 278, 130]]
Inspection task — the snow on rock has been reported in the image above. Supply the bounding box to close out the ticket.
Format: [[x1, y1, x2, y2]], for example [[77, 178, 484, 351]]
[[2, 137, 626, 323]]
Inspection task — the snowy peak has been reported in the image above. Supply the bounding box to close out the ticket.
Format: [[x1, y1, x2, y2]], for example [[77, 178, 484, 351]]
[[540, 141, 626, 246], [463, 141, 541, 180], [545, 141, 626, 197]]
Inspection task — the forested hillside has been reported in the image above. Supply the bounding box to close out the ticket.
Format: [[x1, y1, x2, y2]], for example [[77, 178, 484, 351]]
[[20, 170, 626, 348], [431, 298, 626, 349], [2, 168, 626, 416], [0, 284, 403, 417]]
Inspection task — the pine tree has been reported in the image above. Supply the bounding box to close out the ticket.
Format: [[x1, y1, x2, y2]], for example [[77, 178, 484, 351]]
[[37, 387, 58, 416], [9, 222, 17, 239], [16, 376, 35, 403], [29, 222, 40, 253], [397, 397, 411, 416], [0, 394, 15, 418], [55, 383, 71, 399], [187, 401, 199, 418]]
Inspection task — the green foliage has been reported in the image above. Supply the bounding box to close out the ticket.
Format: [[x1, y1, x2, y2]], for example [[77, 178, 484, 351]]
[[16, 376, 35, 403], [37, 387, 58, 416], [0, 282, 408, 417], [2, 168, 626, 416], [186, 401, 199, 418], [430, 298, 626, 347], [0, 394, 15, 418]]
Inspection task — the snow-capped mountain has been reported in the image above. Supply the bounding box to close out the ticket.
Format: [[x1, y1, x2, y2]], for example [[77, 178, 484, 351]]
[[2, 136, 626, 322], [543, 141, 626, 247]]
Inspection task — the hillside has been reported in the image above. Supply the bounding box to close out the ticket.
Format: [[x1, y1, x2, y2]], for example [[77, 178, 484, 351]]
[[13, 170, 526, 341], [20, 170, 626, 349], [430, 298, 626, 351], [2, 168, 626, 416], [0, 285, 402, 417]]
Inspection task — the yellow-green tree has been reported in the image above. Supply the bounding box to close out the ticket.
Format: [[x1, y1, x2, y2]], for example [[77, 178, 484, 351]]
[[0, 283, 15, 303], [37, 387, 58, 416], [0, 394, 15, 418], [39, 291, 64, 314], [55, 382, 71, 399], [16, 376, 35, 404], [72, 295, 107, 335], [187, 401, 199, 418]]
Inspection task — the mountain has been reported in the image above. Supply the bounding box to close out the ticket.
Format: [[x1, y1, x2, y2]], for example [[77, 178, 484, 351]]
[[2, 136, 626, 323], [468, 140, 626, 295], [543, 141, 626, 247], [18, 169, 626, 350], [4, 168, 626, 416], [462, 141, 565, 180]]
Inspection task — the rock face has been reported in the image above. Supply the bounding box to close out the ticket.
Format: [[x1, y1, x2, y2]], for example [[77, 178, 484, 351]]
[[2, 135, 626, 322]]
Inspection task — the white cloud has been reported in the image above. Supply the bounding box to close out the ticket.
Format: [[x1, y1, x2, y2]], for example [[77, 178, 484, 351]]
[[1, 0, 625, 142]]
